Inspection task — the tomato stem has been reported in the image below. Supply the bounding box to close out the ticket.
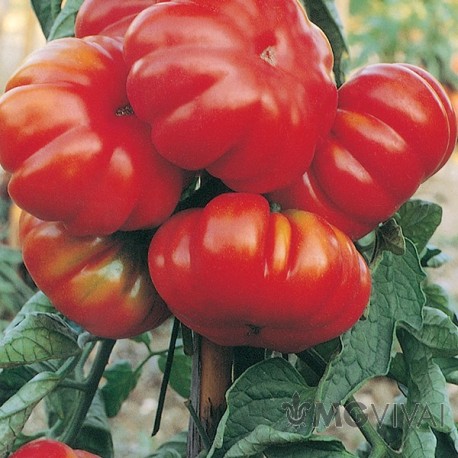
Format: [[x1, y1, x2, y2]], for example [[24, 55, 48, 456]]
[[61, 339, 116, 448]]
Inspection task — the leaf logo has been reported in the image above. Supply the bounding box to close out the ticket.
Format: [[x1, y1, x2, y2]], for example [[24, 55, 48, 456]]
[[282, 392, 311, 427]]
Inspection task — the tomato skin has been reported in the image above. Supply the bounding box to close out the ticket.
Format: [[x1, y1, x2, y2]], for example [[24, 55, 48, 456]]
[[124, 0, 337, 193], [19, 212, 171, 339], [269, 63, 457, 240], [75, 0, 159, 38], [0, 35, 184, 236], [9, 439, 101, 458], [148, 193, 371, 353]]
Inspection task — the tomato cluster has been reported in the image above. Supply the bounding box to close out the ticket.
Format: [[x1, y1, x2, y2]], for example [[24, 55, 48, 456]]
[[1, 0, 456, 348]]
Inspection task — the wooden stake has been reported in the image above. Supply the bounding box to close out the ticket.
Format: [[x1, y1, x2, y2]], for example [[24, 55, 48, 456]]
[[187, 335, 233, 457]]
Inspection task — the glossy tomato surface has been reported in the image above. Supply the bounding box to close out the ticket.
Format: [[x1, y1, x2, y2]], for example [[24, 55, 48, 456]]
[[75, 0, 158, 38], [124, 0, 337, 193], [9, 439, 101, 458], [19, 213, 171, 339], [148, 193, 371, 353], [269, 63, 457, 239], [0, 35, 184, 236]]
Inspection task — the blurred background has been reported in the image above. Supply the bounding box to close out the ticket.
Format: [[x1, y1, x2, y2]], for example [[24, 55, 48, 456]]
[[0, 0, 458, 456]]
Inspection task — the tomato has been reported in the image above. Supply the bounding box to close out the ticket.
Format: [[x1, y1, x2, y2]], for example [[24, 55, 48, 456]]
[[148, 193, 371, 353], [269, 63, 457, 240], [124, 0, 337, 193], [75, 0, 157, 38], [0, 35, 185, 236], [9, 439, 101, 458], [19, 212, 170, 339]]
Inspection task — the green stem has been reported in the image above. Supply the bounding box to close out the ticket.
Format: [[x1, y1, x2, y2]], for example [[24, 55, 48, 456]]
[[61, 339, 116, 447], [300, 349, 397, 455]]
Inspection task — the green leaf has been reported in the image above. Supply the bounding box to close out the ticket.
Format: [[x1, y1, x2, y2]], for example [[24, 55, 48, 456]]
[[0, 371, 62, 456], [0, 313, 80, 368], [0, 366, 37, 405], [158, 346, 192, 398], [402, 307, 458, 357], [316, 241, 425, 413], [265, 435, 355, 457], [148, 431, 187, 458], [30, 0, 63, 38], [434, 357, 458, 384], [101, 360, 141, 418], [434, 429, 458, 457], [0, 246, 34, 317], [302, 0, 349, 86], [395, 200, 442, 254], [423, 283, 456, 321], [48, 0, 84, 40], [402, 426, 437, 457], [399, 330, 455, 433], [130, 332, 152, 348], [208, 358, 316, 458], [6, 292, 56, 331], [73, 391, 114, 458]]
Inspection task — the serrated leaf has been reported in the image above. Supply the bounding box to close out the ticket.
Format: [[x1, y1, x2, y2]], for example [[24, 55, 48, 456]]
[[395, 200, 442, 254], [158, 347, 192, 398], [0, 313, 80, 368], [48, 0, 84, 40], [316, 241, 425, 414], [265, 435, 355, 457], [423, 283, 456, 321], [0, 371, 61, 455], [208, 358, 316, 458], [399, 330, 455, 433], [6, 292, 56, 331], [402, 307, 458, 357], [302, 0, 349, 86], [101, 360, 141, 418], [148, 431, 187, 458], [31, 0, 63, 38]]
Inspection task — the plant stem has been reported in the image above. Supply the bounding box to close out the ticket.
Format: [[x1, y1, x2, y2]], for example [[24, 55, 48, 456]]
[[152, 317, 180, 436], [344, 396, 397, 457], [62, 339, 116, 447]]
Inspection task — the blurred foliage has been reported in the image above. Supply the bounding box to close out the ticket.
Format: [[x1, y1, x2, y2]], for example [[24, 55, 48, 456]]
[[348, 0, 458, 87]]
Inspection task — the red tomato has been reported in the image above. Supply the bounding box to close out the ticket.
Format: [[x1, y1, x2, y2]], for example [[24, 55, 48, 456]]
[[269, 63, 457, 239], [148, 193, 371, 353], [19, 212, 171, 339], [124, 0, 337, 193], [75, 0, 158, 38], [9, 439, 101, 458], [0, 35, 185, 236]]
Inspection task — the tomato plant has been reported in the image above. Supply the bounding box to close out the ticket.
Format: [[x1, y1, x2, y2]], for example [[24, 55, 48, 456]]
[[0, 1, 457, 457]]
